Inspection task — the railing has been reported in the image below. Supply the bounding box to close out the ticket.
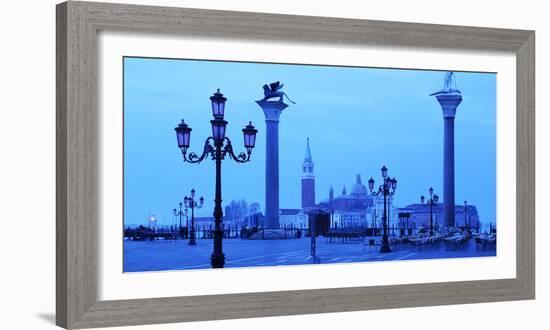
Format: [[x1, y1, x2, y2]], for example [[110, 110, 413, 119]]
[[124, 224, 304, 241], [124, 224, 427, 242], [325, 229, 366, 243]]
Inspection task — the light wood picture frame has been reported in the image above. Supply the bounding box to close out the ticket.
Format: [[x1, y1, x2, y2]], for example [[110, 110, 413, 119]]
[[56, 1, 535, 328]]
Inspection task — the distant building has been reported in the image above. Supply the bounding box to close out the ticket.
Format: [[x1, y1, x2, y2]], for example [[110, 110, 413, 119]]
[[223, 200, 265, 228], [282, 138, 483, 230], [193, 216, 215, 228], [398, 203, 480, 229], [294, 138, 399, 228], [224, 200, 248, 227], [317, 174, 399, 228], [279, 208, 308, 228], [244, 212, 264, 228], [193, 215, 260, 228], [275, 138, 319, 228]]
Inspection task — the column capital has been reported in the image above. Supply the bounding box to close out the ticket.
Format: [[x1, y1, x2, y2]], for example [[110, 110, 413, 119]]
[[256, 100, 289, 122], [436, 94, 463, 118]]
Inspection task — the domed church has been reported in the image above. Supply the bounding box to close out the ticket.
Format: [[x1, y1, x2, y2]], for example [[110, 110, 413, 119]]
[[298, 138, 396, 228], [316, 174, 391, 228], [320, 174, 374, 212], [279, 138, 482, 231]]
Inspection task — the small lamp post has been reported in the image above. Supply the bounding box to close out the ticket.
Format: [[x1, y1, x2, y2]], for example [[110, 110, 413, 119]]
[[420, 187, 439, 237], [173, 202, 188, 238], [368, 165, 397, 253], [464, 200, 470, 232], [184, 189, 204, 245], [371, 208, 378, 235], [175, 89, 258, 268]]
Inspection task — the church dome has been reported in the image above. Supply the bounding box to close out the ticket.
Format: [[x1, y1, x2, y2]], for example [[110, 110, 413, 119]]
[[350, 174, 368, 196]]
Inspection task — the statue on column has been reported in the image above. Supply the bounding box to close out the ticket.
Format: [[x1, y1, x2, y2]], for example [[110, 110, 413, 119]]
[[260, 81, 296, 104], [430, 72, 461, 96]]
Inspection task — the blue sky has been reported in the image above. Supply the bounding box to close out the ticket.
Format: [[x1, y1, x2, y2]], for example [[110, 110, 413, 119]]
[[123, 57, 496, 227]]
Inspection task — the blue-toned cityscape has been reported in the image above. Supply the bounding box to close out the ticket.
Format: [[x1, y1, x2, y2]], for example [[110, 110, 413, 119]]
[[123, 57, 497, 272]]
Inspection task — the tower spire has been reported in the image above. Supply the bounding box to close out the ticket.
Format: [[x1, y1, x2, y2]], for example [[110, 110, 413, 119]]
[[302, 138, 314, 178], [304, 137, 312, 162], [301, 138, 315, 209]]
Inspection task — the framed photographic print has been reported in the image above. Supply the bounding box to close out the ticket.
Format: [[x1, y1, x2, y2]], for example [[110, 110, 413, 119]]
[[56, 1, 535, 328]]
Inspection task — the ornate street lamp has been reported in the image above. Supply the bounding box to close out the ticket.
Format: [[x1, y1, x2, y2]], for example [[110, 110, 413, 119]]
[[184, 189, 204, 246], [210, 88, 226, 118], [368, 166, 397, 253], [173, 202, 188, 238], [175, 120, 192, 150], [421, 187, 439, 237], [174, 89, 258, 268]]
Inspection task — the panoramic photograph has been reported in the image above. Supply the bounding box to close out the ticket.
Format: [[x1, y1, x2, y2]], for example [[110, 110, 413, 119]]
[[123, 57, 497, 272]]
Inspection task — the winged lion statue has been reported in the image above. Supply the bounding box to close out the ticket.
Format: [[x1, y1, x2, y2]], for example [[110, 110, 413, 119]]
[[260, 81, 296, 104]]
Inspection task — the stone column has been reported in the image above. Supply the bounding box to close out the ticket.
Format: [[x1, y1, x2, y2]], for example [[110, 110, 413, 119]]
[[435, 94, 462, 228], [256, 100, 288, 229]]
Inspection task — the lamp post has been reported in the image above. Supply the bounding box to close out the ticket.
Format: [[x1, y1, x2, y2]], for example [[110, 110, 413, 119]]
[[420, 187, 439, 237], [368, 165, 397, 253], [372, 209, 378, 236], [173, 202, 188, 238], [184, 189, 204, 245], [464, 200, 470, 232], [174, 89, 258, 268]]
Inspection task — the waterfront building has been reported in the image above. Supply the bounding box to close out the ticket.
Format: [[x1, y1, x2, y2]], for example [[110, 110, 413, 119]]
[[398, 203, 481, 230], [223, 201, 265, 227], [316, 174, 399, 228], [280, 138, 482, 231], [278, 208, 308, 227]]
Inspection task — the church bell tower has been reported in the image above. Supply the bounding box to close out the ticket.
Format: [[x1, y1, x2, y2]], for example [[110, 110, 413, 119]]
[[301, 138, 316, 209]]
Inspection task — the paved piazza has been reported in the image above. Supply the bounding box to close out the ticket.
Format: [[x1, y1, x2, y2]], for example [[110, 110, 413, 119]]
[[124, 237, 496, 272]]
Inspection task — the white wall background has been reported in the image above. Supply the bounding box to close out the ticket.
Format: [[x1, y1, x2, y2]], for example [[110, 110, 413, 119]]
[[0, 0, 547, 329]]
